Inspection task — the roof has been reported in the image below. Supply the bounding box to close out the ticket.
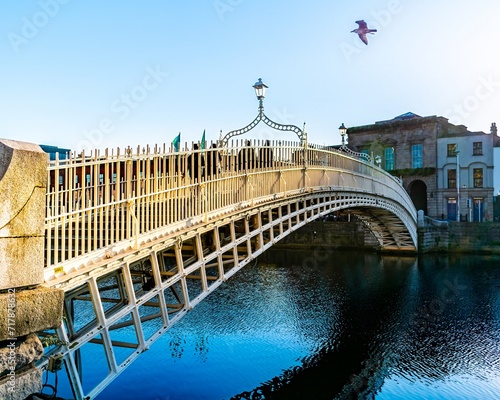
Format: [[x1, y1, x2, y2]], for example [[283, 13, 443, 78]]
[[347, 113, 444, 133], [39, 144, 71, 160], [375, 112, 422, 124]]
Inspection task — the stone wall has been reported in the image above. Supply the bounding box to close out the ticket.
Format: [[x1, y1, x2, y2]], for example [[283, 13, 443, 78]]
[[420, 222, 500, 254], [418, 225, 450, 253], [0, 139, 64, 400], [275, 217, 500, 256], [274, 219, 380, 251]]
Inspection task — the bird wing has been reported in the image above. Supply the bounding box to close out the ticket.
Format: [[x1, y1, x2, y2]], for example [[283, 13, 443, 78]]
[[355, 20, 367, 29], [358, 33, 368, 45]]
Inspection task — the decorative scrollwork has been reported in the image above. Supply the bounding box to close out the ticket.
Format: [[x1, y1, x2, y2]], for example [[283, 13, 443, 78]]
[[219, 110, 306, 146], [261, 114, 306, 142], [339, 145, 372, 163], [219, 114, 262, 146]]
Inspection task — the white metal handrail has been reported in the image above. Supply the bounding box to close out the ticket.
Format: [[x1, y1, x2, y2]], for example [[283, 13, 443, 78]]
[[45, 140, 416, 270]]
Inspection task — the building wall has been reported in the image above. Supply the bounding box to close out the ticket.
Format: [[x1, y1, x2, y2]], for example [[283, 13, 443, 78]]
[[495, 146, 500, 196], [437, 130, 494, 221], [346, 116, 440, 171], [346, 114, 443, 218], [346, 113, 495, 221], [494, 128, 500, 221]]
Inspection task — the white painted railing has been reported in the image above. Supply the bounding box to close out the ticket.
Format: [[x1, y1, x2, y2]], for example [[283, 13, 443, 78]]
[[45, 140, 415, 270]]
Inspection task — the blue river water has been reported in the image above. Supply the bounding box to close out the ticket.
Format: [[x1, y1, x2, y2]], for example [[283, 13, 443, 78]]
[[53, 249, 500, 400]]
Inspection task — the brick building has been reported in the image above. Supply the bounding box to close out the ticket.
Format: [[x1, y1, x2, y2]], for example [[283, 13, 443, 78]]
[[345, 112, 495, 221]]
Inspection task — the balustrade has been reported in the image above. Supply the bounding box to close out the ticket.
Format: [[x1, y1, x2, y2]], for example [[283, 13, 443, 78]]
[[45, 140, 414, 274]]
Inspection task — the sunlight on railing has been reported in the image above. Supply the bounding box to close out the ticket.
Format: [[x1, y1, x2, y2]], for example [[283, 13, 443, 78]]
[[45, 140, 414, 271]]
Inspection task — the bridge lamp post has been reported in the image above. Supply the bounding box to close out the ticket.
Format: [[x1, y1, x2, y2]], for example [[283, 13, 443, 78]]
[[218, 79, 307, 147], [339, 123, 347, 145], [337, 122, 373, 164], [253, 78, 268, 114]]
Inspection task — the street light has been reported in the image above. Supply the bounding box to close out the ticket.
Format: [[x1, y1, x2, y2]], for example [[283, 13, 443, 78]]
[[339, 123, 347, 145]]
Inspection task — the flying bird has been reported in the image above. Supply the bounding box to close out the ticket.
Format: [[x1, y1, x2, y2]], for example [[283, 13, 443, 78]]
[[351, 20, 377, 45]]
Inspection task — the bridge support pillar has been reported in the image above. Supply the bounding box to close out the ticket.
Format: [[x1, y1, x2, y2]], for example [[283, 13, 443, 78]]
[[0, 139, 64, 400]]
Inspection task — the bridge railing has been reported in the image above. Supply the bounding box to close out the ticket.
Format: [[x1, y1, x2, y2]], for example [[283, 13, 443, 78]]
[[45, 140, 414, 269]]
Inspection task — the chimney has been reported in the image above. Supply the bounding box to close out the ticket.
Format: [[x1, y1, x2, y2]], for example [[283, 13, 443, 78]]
[[491, 122, 498, 136]]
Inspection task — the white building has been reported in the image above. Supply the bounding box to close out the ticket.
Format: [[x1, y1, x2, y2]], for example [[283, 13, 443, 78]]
[[437, 124, 495, 222], [493, 123, 500, 196], [492, 123, 500, 221]]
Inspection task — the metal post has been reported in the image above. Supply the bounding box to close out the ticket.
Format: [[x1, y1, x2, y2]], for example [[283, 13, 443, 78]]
[[456, 151, 460, 221], [219, 79, 305, 147]]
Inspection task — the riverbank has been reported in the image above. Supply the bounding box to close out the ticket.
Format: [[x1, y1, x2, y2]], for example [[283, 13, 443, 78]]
[[419, 220, 500, 255], [273, 219, 500, 255]]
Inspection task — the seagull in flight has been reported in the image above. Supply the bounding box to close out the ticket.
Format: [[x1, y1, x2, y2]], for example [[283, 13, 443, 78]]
[[351, 20, 377, 45]]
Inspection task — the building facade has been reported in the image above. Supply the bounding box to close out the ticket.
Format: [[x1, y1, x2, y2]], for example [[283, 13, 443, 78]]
[[345, 113, 495, 221], [437, 127, 494, 222], [39, 144, 71, 161], [493, 123, 500, 221]]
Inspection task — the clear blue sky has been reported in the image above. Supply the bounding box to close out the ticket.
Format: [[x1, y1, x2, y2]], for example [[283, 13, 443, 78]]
[[1, 0, 499, 152]]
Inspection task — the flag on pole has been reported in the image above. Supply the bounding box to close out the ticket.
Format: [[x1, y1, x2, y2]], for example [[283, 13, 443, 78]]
[[201, 130, 206, 150], [172, 132, 181, 152]]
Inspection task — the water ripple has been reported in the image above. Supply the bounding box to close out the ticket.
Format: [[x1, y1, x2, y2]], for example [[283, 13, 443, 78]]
[[65, 251, 500, 400]]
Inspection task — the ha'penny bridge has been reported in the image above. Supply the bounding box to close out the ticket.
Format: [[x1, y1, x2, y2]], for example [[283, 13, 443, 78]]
[[38, 137, 417, 399], [6, 80, 417, 399]]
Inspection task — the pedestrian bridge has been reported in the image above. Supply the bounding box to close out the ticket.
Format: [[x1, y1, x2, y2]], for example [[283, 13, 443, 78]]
[[40, 140, 417, 399]]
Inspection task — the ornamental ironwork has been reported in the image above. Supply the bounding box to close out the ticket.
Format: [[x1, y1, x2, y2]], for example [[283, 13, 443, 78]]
[[219, 79, 307, 147]]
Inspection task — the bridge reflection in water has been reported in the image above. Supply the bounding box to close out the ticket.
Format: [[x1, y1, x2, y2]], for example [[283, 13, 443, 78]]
[[39, 140, 417, 399], [46, 251, 500, 400]]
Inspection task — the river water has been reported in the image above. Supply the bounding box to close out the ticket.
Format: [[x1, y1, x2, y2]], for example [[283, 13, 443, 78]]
[[55, 249, 500, 400]]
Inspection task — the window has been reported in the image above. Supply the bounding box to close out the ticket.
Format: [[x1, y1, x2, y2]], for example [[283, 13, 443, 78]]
[[412, 144, 422, 168], [448, 169, 456, 189], [385, 147, 394, 170], [447, 143, 457, 157], [473, 168, 483, 188], [473, 142, 483, 155]]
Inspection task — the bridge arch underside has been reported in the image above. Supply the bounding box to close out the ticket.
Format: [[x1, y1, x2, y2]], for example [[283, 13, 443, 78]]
[[43, 190, 416, 400]]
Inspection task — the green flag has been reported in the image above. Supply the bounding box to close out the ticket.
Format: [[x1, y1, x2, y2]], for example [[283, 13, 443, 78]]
[[201, 130, 206, 150], [172, 132, 181, 152]]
